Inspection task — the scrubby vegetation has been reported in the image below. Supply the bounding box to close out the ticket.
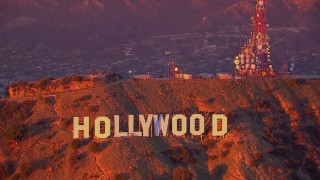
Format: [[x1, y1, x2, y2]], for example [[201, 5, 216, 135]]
[[222, 142, 233, 149], [3, 122, 28, 141], [67, 150, 78, 166], [262, 127, 278, 145], [10, 80, 28, 89], [248, 152, 263, 167], [0, 100, 35, 121], [61, 118, 73, 128], [8, 73, 121, 98], [76, 95, 93, 102], [0, 163, 8, 179], [113, 173, 127, 180], [219, 141, 233, 158], [38, 78, 51, 90], [87, 105, 100, 113], [70, 139, 81, 149], [0, 161, 16, 179], [162, 146, 195, 164], [43, 96, 53, 104], [254, 99, 271, 111], [89, 141, 101, 153], [172, 166, 193, 180], [20, 161, 33, 177], [0, 100, 34, 141], [72, 76, 84, 82], [60, 76, 72, 87], [11, 173, 20, 180]]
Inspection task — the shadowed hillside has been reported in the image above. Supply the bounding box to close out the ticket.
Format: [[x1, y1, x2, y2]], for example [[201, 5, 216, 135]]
[[0, 79, 319, 179]]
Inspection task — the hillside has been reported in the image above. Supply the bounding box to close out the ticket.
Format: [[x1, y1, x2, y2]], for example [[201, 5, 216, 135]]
[[0, 79, 319, 179]]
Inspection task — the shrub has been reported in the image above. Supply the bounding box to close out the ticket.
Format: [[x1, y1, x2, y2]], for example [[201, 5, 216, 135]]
[[147, 175, 154, 180], [77, 95, 93, 102], [0, 100, 35, 124], [294, 99, 304, 107], [221, 150, 229, 157], [11, 173, 20, 180], [13, 101, 34, 121], [0, 160, 15, 176], [46, 131, 57, 140], [172, 167, 192, 180], [60, 76, 72, 86], [89, 141, 101, 153], [13, 112, 23, 121], [206, 97, 215, 104], [88, 105, 100, 113], [269, 146, 289, 158], [67, 150, 78, 166], [262, 127, 278, 145], [52, 153, 63, 160], [248, 152, 263, 167], [11, 80, 28, 89], [113, 173, 127, 180], [247, 158, 257, 167], [62, 118, 72, 128], [193, 145, 202, 154], [3, 123, 28, 141], [254, 100, 271, 111], [222, 142, 233, 149], [202, 139, 216, 150], [43, 97, 53, 104], [162, 147, 195, 164], [209, 155, 218, 161], [20, 161, 33, 177], [0, 163, 7, 179], [72, 76, 83, 82], [304, 158, 319, 179], [82, 172, 89, 178], [38, 78, 51, 90], [70, 139, 81, 149], [254, 152, 262, 161], [304, 108, 314, 118]]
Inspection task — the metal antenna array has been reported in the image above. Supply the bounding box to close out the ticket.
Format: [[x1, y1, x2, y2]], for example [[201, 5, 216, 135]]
[[234, 0, 274, 78]]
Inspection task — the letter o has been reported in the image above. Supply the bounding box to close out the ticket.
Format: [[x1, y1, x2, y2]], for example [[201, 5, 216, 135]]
[[172, 114, 187, 136], [190, 114, 205, 136], [95, 116, 111, 138]]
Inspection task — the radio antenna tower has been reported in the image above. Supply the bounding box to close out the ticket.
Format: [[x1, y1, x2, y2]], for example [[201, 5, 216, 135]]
[[234, 0, 274, 78]]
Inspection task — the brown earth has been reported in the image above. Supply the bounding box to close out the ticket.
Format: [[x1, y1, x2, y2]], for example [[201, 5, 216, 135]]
[[0, 78, 319, 179]]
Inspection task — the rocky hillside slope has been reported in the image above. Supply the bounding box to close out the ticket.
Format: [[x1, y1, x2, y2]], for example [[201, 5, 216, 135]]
[[0, 79, 319, 179]]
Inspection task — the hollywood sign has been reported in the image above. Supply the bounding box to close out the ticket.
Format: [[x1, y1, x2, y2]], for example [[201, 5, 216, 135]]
[[73, 114, 227, 139]]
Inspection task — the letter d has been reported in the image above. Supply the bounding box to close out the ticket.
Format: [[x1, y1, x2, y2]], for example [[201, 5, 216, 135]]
[[212, 114, 227, 136]]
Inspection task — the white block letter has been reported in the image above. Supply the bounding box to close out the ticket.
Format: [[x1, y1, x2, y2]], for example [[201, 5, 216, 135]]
[[95, 116, 111, 138], [73, 117, 89, 139], [172, 114, 187, 136], [212, 114, 228, 136], [153, 114, 170, 136], [190, 114, 205, 136], [114, 115, 128, 137], [139, 114, 153, 137], [129, 115, 142, 136]]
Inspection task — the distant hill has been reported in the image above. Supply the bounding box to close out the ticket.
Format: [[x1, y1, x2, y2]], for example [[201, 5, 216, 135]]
[[0, 0, 319, 49], [0, 79, 319, 179]]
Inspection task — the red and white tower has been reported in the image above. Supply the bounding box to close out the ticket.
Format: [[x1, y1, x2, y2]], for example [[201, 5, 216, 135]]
[[234, 0, 274, 77]]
